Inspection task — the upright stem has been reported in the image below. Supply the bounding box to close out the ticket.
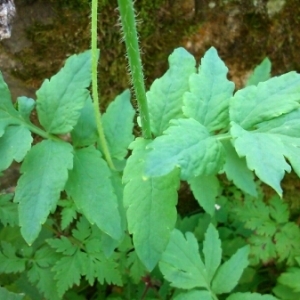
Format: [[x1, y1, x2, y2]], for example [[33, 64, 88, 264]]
[[117, 0, 152, 139], [91, 0, 115, 169]]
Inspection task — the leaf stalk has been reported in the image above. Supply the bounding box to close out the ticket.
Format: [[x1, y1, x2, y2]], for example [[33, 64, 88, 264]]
[[91, 0, 115, 170]]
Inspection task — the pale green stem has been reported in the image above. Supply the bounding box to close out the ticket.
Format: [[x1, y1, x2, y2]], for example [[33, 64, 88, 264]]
[[91, 0, 115, 170], [117, 0, 152, 139], [216, 132, 232, 141]]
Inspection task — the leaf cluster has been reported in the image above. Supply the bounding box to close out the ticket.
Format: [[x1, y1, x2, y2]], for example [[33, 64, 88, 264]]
[[1, 42, 300, 299]]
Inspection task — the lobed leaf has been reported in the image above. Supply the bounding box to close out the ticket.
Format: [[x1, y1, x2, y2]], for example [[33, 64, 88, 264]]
[[246, 57, 272, 87], [231, 107, 300, 195], [0, 241, 26, 273], [47, 236, 77, 256], [274, 222, 300, 265], [278, 267, 300, 292], [14, 140, 73, 245], [0, 125, 32, 172], [147, 47, 196, 136], [27, 246, 61, 300], [174, 290, 213, 300], [189, 175, 219, 216], [126, 251, 146, 284], [269, 196, 289, 224], [52, 251, 85, 297], [80, 251, 122, 286], [102, 89, 135, 160], [0, 287, 24, 300], [72, 216, 92, 242], [203, 224, 222, 283], [146, 118, 225, 180], [227, 292, 278, 300], [230, 71, 300, 130], [28, 265, 60, 300], [65, 147, 122, 240], [273, 284, 300, 300], [212, 245, 249, 294], [255, 109, 300, 179], [58, 199, 78, 230], [159, 229, 209, 290], [123, 138, 180, 271], [222, 140, 257, 196], [183, 47, 234, 132], [0, 73, 21, 137], [17, 97, 35, 121], [0, 193, 18, 226], [71, 96, 98, 147], [249, 235, 276, 265], [234, 197, 277, 236], [36, 50, 93, 134], [231, 122, 291, 196]]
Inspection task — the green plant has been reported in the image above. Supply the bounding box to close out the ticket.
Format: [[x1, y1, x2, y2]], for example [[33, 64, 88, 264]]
[[0, 0, 300, 299]]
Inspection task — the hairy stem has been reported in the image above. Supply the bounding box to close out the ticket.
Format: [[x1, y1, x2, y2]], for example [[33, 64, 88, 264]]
[[117, 0, 152, 139], [91, 0, 115, 169]]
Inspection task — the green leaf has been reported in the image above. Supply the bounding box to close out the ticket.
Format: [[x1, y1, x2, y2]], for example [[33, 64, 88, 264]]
[[203, 224, 222, 283], [232, 107, 300, 194], [273, 284, 300, 300], [123, 138, 180, 271], [0, 241, 26, 273], [147, 47, 196, 136], [278, 267, 300, 292], [249, 235, 276, 265], [246, 57, 272, 86], [58, 199, 78, 230], [47, 236, 77, 256], [0, 72, 14, 111], [0, 72, 20, 128], [126, 251, 146, 283], [174, 290, 213, 300], [0, 73, 21, 137], [146, 118, 225, 180], [72, 216, 92, 242], [189, 175, 219, 216], [183, 47, 234, 132], [0, 193, 18, 226], [28, 265, 60, 300], [71, 96, 98, 147], [14, 140, 73, 245], [275, 222, 300, 265], [230, 72, 300, 130], [211, 245, 249, 294], [0, 287, 24, 300], [234, 197, 277, 236], [0, 125, 32, 171], [27, 246, 61, 300], [98, 172, 126, 258], [222, 140, 257, 197], [102, 89, 135, 160], [36, 50, 93, 134], [81, 251, 122, 286], [52, 251, 85, 297], [227, 292, 278, 300], [65, 147, 122, 240], [269, 196, 289, 223], [159, 229, 209, 290], [110, 171, 127, 236], [17, 97, 35, 121], [231, 122, 291, 195]]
